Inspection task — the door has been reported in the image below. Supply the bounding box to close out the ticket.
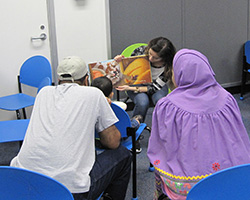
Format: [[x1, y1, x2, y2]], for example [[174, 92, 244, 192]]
[[54, 0, 111, 64], [0, 0, 51, 120]]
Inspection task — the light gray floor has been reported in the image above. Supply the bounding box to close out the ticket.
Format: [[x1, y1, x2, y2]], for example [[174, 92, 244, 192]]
[[125, 107, 155, 200]]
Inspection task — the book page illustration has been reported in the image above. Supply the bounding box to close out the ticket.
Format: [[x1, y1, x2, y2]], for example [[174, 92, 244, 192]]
[[88, 55, 152, 87]]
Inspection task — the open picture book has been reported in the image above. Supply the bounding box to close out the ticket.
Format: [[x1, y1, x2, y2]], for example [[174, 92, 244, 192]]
[[88, 55, 152, 87]]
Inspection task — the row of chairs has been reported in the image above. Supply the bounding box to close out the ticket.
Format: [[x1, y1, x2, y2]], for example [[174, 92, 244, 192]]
[[0, 56, 61, 199], [0, 55, 52, 146]]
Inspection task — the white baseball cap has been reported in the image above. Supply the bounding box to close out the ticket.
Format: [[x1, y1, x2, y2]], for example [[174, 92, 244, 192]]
[[57, 56, 87, 81]]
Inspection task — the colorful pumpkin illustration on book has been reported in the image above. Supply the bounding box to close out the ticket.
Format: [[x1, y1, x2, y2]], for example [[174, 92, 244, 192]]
[[88, 55, 152, 87]]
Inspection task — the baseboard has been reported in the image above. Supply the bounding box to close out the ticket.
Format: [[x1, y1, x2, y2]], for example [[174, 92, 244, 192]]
[[225, 84, 250, 94]]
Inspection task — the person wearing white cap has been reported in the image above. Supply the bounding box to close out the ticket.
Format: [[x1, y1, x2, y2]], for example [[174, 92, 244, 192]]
[[10, 56, 132, 200]]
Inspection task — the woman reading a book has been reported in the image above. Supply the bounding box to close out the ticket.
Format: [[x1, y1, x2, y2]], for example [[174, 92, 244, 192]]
[[115, 37, 176, 123]]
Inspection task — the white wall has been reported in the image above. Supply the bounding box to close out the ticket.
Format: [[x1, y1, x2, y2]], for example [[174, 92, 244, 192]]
[[0, 0, 110, 120]]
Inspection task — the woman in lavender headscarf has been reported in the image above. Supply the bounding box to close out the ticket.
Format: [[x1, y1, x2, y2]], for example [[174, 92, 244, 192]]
[[147, 49, 250, 200]]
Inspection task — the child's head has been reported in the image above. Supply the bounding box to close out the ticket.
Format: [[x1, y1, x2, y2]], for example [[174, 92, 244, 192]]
[[91, 76, 113, 98]]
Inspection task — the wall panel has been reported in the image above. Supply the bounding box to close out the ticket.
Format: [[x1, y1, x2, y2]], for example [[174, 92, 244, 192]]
[[184, 0, 248, 85], [109, 0, 183, 56], [109, 0, 250, 86]]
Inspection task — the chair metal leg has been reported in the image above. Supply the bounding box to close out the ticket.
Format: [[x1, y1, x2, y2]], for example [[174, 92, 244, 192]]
[[16, 110, 22, 120], [240, 58, 248, 100], [96, 191, 104, 200], [146, 126, 151, 132], [149, 163, 155, 172], [116, 90, 120, 101], [124, 97, 130, 103], [15, 108, 27, 119], [127, 127, 138, 200], [145, 126, 155, 172], [19, 141, 23, 148], [22, 108, 27, 119]]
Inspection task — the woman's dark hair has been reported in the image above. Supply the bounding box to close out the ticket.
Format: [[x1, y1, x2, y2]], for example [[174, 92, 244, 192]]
[[145, 37, 176, 89], [91, 76, 113, 97]]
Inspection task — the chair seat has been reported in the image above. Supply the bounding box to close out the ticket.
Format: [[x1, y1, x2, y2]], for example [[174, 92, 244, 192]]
[[0, 93, 35, 111], [0, 119, 29, 143]]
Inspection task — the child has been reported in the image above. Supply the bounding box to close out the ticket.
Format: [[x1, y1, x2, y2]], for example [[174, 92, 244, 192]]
[[92, 76, 143, 153], [91, 76, 143, 129]]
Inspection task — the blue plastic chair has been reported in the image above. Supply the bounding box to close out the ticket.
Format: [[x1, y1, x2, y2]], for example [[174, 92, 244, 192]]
[[111, 103, 146, 149], [240, 41, 250, 100], [0, 55, 52, 119], [96, 103, 147, 200], [187, 164, 250, 200], [37, 77, 52, 94], [0, 166, 74, 200], [111, 102, 147, 200]]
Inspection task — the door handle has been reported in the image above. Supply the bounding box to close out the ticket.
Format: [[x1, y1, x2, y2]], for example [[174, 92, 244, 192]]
[[31, 33, 47, 41]]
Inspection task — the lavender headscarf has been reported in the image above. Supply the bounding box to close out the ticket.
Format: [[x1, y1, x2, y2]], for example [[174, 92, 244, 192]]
[[147, 49, 250, 194]]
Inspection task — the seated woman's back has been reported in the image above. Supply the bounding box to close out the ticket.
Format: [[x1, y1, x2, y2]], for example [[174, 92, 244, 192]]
[[147, 49, 250, 200]]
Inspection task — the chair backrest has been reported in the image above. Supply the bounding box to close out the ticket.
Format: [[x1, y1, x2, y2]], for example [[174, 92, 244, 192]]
[[121, 43, 148, 57], [187, 164, 250, 200], [0, 166, 74, 200], [37, 77, 52, 93], [19, 55, 52, 88], [244, 41, 250, 64], [111, 102, 131, 138]]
